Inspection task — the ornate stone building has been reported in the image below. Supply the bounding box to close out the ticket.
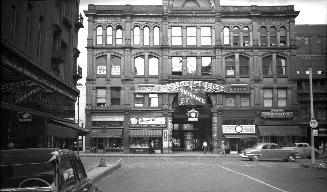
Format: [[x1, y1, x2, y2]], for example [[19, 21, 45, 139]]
[[84, 0, 301, 154]]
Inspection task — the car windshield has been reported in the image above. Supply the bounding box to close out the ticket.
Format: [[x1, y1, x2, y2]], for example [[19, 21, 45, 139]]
[[0, 161, 55, 189]]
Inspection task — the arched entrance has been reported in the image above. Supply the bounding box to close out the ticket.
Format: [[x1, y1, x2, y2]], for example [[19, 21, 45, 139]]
[[171, 95, 213, 151]]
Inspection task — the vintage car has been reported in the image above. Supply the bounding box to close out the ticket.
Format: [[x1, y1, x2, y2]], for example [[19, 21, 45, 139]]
[[240, 143, 299, 161], [0, 148, 102, 192], [283, 142, 320, 158]]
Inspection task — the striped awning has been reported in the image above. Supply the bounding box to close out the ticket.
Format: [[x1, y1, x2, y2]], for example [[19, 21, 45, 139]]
[[130, 129, 162, 137], [90, 129, 123, 138], [258, 126, 304, 136], [224, 135, 258, 139]]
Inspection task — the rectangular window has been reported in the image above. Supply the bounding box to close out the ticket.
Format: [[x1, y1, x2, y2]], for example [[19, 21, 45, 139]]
[[149, 94, 158, 107], [96, 88, 106, 106], [277, 57, 286, 76], [106, 27, 112, 44], [239, 56, 249, 76], [201, 57, 211, 75], [225, 95, 236, 107], [135, 56, 145, 75], [96, 27, 102, 45], [187, 27, 196, 46], [111, 87, 121, 106], [201, 27, 211, 45], [277, 89, 287, 107], [263, 89, 273, 107], [172, 27, 182, 45], [240, 96, 250, 107], [111, 56, 121, 75], [172, 57, 182, 75], [97, 65, 106, 75], [186, 57, 197, 75], [225, 56, 235, 76], [135, 94, 144, 107], [262, 56, 273, 76], [149, 57, 159, 75]]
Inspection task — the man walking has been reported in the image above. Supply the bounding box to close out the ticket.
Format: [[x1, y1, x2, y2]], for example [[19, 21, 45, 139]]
[[203, 141, 208, 154], [221, 141, 226, 156]]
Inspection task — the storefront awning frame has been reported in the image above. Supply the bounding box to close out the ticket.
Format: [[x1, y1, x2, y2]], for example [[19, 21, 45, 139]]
[[130, 129, 162, 137], [258, 126, 304, 136], [90, 129, 123, 138]]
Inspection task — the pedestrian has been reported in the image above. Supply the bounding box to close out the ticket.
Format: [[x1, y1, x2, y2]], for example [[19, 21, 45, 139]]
[[221, 141, 226, 156], [203, 141, 208, 154]]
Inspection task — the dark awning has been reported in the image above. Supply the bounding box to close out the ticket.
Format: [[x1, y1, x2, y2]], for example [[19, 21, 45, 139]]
[[258, 126, 304, 136], [130, 129, 162, 137], [224, 134, 258, 139], [47, 119, 89, 138], [90, 129, 123, 138]]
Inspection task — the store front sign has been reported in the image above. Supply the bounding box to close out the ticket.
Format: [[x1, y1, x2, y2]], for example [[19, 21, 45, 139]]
[[222, 125, 256, 134], [130, 117, 166, 128], [186, 109, 199, 121], [261, 109, 293, 119]]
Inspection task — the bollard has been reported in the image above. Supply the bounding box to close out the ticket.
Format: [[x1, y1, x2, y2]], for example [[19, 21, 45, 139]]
[[98, 158, 107, 167]]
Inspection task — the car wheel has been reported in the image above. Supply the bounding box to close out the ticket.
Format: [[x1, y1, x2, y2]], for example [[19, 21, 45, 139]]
[[253, 155, 259, 161], [287, 154, 296, 162]]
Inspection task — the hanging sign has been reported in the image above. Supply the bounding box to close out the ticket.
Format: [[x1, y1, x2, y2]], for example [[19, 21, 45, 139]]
[[187, 109, 199, 122]]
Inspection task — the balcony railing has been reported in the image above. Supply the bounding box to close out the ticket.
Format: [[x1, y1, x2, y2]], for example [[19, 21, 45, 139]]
[[74, 14, 84, 30]]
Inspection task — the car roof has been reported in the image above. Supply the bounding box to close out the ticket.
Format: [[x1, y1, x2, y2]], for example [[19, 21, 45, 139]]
[[0, 148, 76, 165]]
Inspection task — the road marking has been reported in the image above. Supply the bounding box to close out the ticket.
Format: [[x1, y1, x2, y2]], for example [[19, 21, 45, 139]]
[[216, 164, 288, 192], [115, 158, 122, 164]]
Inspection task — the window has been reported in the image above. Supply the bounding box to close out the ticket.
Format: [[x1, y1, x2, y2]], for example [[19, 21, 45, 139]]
[[225, 95, 236, 107], [201, 27, 211, 45], [223, 27, 230, 45], [263, 89, 273, 107], [241, 96, 250, 107], [154, 27, 160, 45], [96, 56, 107, 75], [276, 56, 286, 76], [172, 57, 182, 75], [135, 94, 144, 107], [135, 56, 144, 75], [262, 56, 273, 76], [172, 27, 182, 45], [96, 88, 106, 106], [270, 26, 277, 46], [232, 26, 240, 46], [59, 158, 77, 190], [106, 26, 113, 44], [242, 26, 250, 46], [133, 26, 140, 45], [111, 87, 121, 106], [149, 94, 159, 107], [187, 27, 196, 45], [277, 88, 287, 107], [149, 56, 159, 75], [186, 57, 197, 75], [111, 56, 121, 75], [280, 27, 287, 46], [96, 26, 103, 45], [116, 26, 123, 45], [201, 57, 211, 75], [144, 26, 150, 45], [225, 55, 235, 76], [259, 26, 267, 46], [239, 55, 249, 76]]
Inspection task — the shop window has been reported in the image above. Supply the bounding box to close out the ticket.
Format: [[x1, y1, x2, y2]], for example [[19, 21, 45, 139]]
[[270, 26, 277, 46], [277, 88, 287, 107], [96, 26, 103, 45], [144, 26, 150, 45], [186, 57, 197, 75], [263, 89, 273, 107], [92, 121, 123, 127], [262, 56, 273, 76], [242, 26, 250, 46], [232, 26, 240, 46], [149, 56, 159, 76], [111, 87, 120, 106], [259, 26, 267, 46], [133, 26, 140, 45], [149, 94, 159, 107], [111, 55, 121, 75], [280, 26, 287, 46], [201, 57, 211, 75], [201, 27, 211, 45], [96, 56, 106, 75], [96, 88, 106, 106], [187, 27, 196, 46], [172, 27, 182, 45], [240, 96, 250, 107], [223, 27, 230, 45], [106, 26, 112, 44], [276, 56, 287, 76], [225, 55, 235, 76], [239, 55, 249, 76], [172, 57, 182, 75], [116, 26, 123, 45], [135, 94, 144, 107], [135, 56, 145, 75], [225, 95, 236, 107], [154, 27, 160, 45]]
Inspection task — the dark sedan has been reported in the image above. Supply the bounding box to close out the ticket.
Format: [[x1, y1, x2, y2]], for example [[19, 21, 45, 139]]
[[0, 148, 102, 192]]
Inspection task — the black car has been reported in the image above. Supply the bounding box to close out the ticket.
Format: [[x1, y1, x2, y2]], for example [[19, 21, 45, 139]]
[[0, 148, 102, 192]]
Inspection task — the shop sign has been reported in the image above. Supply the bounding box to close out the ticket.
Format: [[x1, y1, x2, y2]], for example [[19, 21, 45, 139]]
[[129, 117, 166, 128], [222, 125, 255, 134], [18, 112, 32, 122], [261, 109, 293, 119], [186, 109, 199, 122]]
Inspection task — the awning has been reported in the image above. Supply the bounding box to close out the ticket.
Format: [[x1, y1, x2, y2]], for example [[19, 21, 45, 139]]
[[47, 119, 89, 138], [258, 126, 304, 136], [130, 129, 162, 137], [90, 129, 123, 138], [224, 135, 258, 139], [318, 128, 327, 137]]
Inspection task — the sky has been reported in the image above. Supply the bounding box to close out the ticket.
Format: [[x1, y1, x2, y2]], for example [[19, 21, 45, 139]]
[[77, 0, 327, 85]]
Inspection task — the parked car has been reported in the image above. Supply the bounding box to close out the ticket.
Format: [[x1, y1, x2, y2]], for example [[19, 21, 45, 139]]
[[240, 143, 299, 161], [283, 142, 320, 158], [0, 148, 102, 192]]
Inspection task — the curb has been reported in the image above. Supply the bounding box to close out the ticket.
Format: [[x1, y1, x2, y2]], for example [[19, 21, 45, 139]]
[[89, 163, 122, 183], [79, 153, 240, 158], [299, 163, 327, 171]]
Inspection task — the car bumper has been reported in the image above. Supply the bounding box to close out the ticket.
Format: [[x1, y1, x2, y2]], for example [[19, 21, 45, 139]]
[[240, 153, 249, 158]]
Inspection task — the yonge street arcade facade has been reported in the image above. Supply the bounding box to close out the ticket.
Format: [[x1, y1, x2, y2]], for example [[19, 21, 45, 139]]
[[84, 0, 302, 154]]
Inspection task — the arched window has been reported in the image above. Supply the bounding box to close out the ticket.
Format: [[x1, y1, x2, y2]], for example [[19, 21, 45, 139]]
[[223, 27, 230, 45], [239, 55, 249, 76], [144, 26, 150, 45], [280, 26, 287, 46], [154, 27, 160, 45], [232, 26, 240, 46], [111, 55, 121, 75], [276, 56, 287, 76], [262, 56, 273, 76], [96, 26, 103, 45], [106, 26, 112, 44], [242, 26, 250, 46], [225, 55, 235, 76], [96, 56, 107, 75], [149, 56, 159, 75], [259, 26, 267, 46], [270, 26, 277, 46], [134, 56, 144, 75], [116, 26, 123, 45], [133, 26, 140, 45]]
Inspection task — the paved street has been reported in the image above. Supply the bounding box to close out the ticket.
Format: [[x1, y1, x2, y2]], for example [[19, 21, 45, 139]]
[[88, 156, 327, 192]]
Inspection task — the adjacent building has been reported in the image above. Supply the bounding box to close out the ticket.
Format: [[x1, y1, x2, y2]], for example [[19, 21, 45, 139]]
[[1, 0, 86, 149], [84, 0, 302, 154]]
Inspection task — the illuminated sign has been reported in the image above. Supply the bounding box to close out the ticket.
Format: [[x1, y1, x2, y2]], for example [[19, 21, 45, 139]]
[[261, 109, 293, 119], [222, 125, 256, 134]]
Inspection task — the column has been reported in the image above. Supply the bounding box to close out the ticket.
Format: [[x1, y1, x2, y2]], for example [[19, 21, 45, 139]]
[[164, 114, 173, 154], [211, 110, 218, 153], [123, 104, 130, 153]]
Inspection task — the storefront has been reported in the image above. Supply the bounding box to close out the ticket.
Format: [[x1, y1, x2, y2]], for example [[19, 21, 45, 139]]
[[90, 129, 123, 152]]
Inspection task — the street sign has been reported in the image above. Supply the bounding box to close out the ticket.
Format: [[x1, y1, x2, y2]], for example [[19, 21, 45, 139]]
[[313, 129, 318, 136], [310, 120, 318, 128]]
